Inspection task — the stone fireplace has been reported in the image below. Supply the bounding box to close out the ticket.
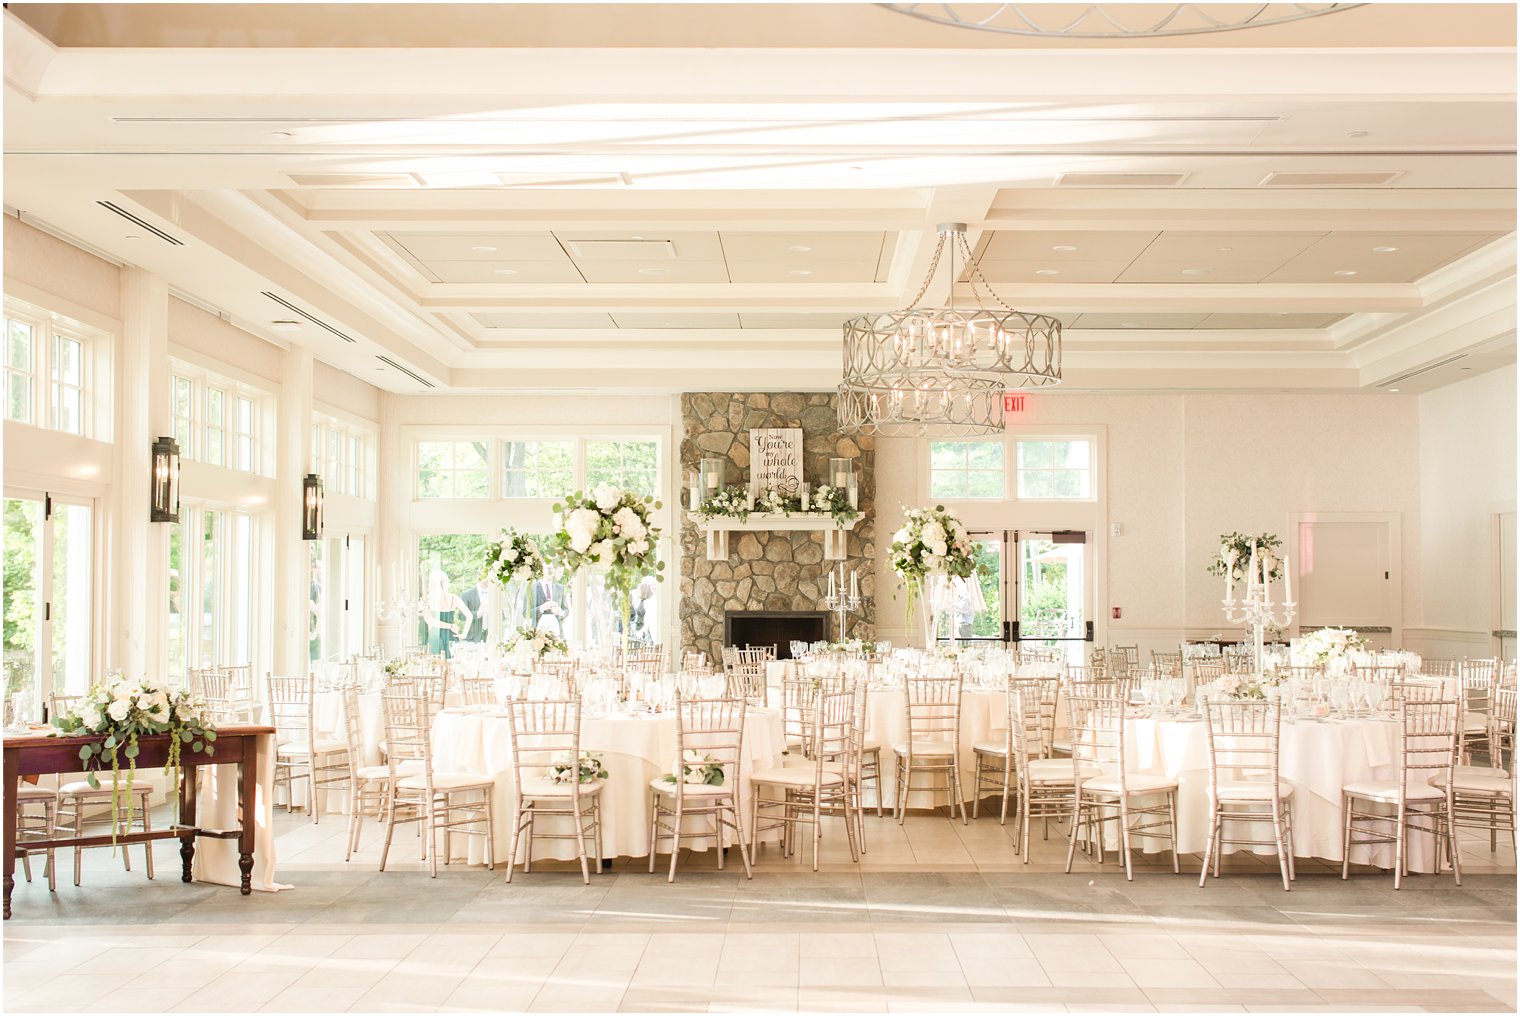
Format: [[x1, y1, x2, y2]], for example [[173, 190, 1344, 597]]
[[723, 610, 830, 660], [679, 392, 875, 665]]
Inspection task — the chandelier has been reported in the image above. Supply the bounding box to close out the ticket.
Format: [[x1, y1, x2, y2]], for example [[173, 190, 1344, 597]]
[[878, 4, 1366, 39], [837, 223, 1061, 437]]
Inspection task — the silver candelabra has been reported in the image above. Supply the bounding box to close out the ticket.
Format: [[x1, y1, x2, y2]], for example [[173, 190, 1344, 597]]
[[823, 562, 861, 642], [1221, 551, 1295, 676]]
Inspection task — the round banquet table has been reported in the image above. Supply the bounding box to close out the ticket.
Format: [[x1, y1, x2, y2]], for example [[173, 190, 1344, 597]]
[[430, 705, 786, 865], [1116, 712, 1438, 870]]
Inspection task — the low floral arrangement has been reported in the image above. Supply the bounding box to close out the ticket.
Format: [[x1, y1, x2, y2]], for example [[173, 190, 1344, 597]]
[[808, 483, 860, 528], [502, 626, 570, 659], [663, 749, 726, 787], [1297, 626, 1367, 667], [383, 658, 405, 678], [51, 672, 216, 834], [821, 638, 867, 654], [1207, 532, 1283, 582], [1207, 675, 1270, 701], [553, 485, 664, 598], [483, 528, 547, 587], [549, 751, 609, 785], [694, 485, 753, 522]]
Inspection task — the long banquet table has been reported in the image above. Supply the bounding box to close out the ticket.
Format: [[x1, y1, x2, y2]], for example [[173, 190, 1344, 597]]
[[430, 704, 786, 865]]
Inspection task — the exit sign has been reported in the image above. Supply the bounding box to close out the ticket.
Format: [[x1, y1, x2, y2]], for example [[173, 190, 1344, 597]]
[[1003, 394, 1026, 413]]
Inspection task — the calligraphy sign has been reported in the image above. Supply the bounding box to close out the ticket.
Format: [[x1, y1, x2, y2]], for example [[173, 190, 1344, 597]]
[[749, 428, 803, 496]]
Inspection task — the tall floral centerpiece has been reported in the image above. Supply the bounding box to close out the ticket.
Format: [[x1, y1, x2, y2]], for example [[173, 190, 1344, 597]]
[[51, 672, 216, 835], [1210, 530, 1294, 675], [1295, 626, 1366, 676], [483, 528, 547, 634], [889, 505, 977, 651], [551, 485, 664, 657]]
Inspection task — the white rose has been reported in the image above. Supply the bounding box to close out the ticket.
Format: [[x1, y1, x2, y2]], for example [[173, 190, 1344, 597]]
[[613, 507, 646, 540], [628, 538, 650, 556], [589, 540, 611, 564], [566, 508, 600, 553], [593, 485, 622, 511], [82, 703, 105, 730], [892, 528, 910, 545], [922, 521, 946, 545], [928, 539, 948, 556], [107, 698, 131, 722], [503, 544, 519, 562]]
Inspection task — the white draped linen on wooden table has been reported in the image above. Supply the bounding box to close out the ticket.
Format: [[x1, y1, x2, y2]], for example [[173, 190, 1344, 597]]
[[429, 706, 786, 865], [190, 729, 289, 892]]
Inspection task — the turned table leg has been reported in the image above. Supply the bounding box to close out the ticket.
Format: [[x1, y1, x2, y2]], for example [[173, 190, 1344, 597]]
[[179, 763, 199, 883], [4, 747, 19, 919], [238, 738, 258, 895]]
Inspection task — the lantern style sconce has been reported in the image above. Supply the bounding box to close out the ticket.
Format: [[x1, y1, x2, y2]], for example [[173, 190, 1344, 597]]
[[150, 436, 181, 523], [302, 473, 324, 541]]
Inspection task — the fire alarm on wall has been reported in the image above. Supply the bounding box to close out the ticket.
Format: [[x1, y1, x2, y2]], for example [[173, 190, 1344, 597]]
[[1112, 607, 1121, 620]]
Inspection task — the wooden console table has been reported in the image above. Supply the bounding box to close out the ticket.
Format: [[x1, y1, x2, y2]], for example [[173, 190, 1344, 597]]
[[3, 724, 274, 919]]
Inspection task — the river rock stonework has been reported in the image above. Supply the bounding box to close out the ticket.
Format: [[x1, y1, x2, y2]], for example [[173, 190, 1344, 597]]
[[679, 392, 875, 664]]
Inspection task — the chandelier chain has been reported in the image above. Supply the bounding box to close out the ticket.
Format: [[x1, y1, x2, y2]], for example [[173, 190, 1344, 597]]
[[903, 230, 949, 311]]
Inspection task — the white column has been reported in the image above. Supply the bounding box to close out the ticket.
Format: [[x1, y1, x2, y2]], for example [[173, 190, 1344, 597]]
[[374, 390, 406, 657], [109, 268, 170, 676], [273, 346, 314, 677]]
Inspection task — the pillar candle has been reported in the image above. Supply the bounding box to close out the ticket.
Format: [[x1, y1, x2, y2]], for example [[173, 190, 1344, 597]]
[[829, 570, 836, 597], [851, 570, 859, 598], [1283, 553, 1293, 603], [800, 483, 810, 511], [1246, 546, 1258, 596]]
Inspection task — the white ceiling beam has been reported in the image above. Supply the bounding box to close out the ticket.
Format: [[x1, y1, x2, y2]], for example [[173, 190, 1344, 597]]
[[992, 283, 1424, 313]]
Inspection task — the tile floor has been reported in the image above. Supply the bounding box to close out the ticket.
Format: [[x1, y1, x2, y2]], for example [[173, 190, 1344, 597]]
[[4, 802, 1515, 1013]]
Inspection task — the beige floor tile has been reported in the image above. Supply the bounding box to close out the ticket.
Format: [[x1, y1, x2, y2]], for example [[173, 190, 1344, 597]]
[[801, 932, 879, 957], [799, 954, 883, 987]]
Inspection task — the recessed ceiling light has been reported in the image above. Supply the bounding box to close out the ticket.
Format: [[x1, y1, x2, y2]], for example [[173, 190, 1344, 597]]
[[788, 245, 813, 253], [848, 165, 864, 171], [1333, 269, 1359, 276], [638, 267, 671, 276], [1120, 322, 1141, 328], [1372, 245, 1399, 253], [1051, 244, 1077, 252], [123, 234, 142, 241], [630, 235, 646, 240], [1388, 388, 1400, 392], [492, 268, 519, 276], [470, 245, 497, 253], [1217, 246, 1234, 253], [1180, 268, 1210, 276], [270, 130, 293, 139], [270, 320, 301, 333], [1034, 269, 1060, 276], [1348, 130, 1370, 138], [788, 269, 813, 276]]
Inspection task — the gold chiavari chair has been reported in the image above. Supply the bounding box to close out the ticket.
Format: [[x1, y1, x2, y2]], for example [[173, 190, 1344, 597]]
[[340, 683, 416, 862], [15, 786, 58, 893], [726, 653, 769, 707], [648, 695, 754, 883], [972, 674, 1060, 824], [378, 685, 496, 877], [48, 693, 155, 887], [1437, 685, 1517, 855], [504, 696, 605, 884], [268, 673, 351, 822], [458, 676, 497, 706], [1342, 698, 1462, 890], [1200, 698, 1296, 892], [1459, 661, 1497, 765], [893, 672, 967, 824], [1010, 683, 1090, 861], [1151, 651, 1183, 678], [1064, 690, 1181, 881], [751, 689, 858, 871]]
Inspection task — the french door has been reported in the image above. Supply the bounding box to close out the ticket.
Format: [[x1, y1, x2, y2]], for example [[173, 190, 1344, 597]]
[[952, 529, 1092, 663], [167, 504, 262, 683], [311, 532, 368, 664], [3, 489, 93, 719]]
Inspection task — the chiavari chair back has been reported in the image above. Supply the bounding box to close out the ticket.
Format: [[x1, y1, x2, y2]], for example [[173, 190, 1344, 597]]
[[726, 655, 768, 707], [47, 693, 155, 887], [648, 695, 753, 882], [892, 672, 967, 824], [268, 672, 350, 822], [504, 696, 604, 883], [751, 689, 858, 871], [1200, 698, 1295, 891], [1151, 650, 1183, 678]]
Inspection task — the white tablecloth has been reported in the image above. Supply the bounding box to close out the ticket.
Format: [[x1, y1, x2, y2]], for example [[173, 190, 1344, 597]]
[[1119, 714, 1435, 869], [190, 730, 287, 892], [430, 706, 786, 864]]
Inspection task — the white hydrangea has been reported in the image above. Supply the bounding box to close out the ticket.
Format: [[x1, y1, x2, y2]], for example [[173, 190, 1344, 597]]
[[566, 508, 600, 553], [612, 506, 646, 539], [593, 484, 622, 511]]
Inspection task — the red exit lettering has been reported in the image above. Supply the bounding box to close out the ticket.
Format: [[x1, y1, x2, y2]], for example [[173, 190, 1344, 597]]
[[1003, 394, 1026, 413]]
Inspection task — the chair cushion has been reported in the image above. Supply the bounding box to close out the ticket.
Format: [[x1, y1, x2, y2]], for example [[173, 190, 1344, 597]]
[[357, 761, 423, 781], [1463, 713, 1490, 734], [1343, 779, 1447, 802], [279, 738, 347, 756], [1025, 759, 1098, 784], [750, 766, 845, 788], [1435, 771, 1514, 795], [1211, 779, 1295, 802], [396, 772, 493, 792], [1080, 773, 1178, 796], [1453, 764, 1509, 780], [17, 787, 57, 802], [892, 740, 956, 757], [519, 776, 605, 798], [650, 777, 732, 796], [1051, 738, 1072, 755], [59, 781, 153, 797], [972, 739, 1010, 756]]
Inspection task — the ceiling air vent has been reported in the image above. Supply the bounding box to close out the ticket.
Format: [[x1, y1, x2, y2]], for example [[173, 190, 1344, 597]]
[[95, 201, 184, 245], [376, 355, 436, 388], [260, 292, 357, 343], [563, 239, 677, 261], [1261, 171, 1403, 187], [1374, 354, 1467, 388], [1056, 172, 1188, 187]]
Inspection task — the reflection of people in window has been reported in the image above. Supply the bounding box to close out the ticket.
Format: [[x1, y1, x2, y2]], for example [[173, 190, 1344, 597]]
[[419, 569, 473, 659], [528, 577, 567, 637], [308, 559, 323, 660], [631, 575, 659, 644], [460, 578, 491, 642], [953, 575, 986, 639]]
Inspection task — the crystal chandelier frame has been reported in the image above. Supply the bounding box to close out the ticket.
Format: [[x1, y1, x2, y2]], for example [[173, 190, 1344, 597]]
[[838, 223, 1061, 437], [878, 4, 1366, 40]]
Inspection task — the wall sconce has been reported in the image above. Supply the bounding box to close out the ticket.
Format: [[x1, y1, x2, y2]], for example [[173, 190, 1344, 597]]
[[150, 436, 181, 523], [302, 473, 324, 541]]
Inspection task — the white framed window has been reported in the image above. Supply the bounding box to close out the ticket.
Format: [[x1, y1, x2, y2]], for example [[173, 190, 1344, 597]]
[[4, 303, 102, 438], [1015, 438, 1094, 500], [5, 314, 36, 425], [417, 440, 490, 500], [930, 440, 1005, 499], [168, 502, 266, 682], [585, 438, 659, 496], [171, 374, 196, 459], [312, 412, 374, 499], [48, 331, 85, 435], [169, 359, 266, 474], [502, 440, 575, 499]]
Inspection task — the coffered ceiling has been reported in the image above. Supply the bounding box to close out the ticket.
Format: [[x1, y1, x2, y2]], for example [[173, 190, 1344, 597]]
[[3, 3, 1516, 394]]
